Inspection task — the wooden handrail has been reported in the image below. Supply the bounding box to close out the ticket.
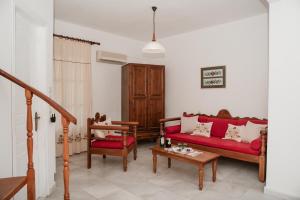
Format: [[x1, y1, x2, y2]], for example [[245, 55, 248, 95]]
[[0, 68, 77, 124], [1, 67, 76, 199]]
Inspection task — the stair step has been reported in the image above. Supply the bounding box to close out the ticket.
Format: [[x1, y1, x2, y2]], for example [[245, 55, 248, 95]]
[[0, 176, 27, 200]]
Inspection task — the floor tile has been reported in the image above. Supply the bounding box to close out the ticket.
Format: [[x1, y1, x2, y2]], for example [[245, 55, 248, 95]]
[[45, 142, 278, 200], [98, 189, 142, 200], [83, 182, 121, 199]]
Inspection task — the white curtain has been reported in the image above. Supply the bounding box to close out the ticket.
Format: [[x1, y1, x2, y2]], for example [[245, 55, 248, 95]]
[[53, 37, 92, 156]]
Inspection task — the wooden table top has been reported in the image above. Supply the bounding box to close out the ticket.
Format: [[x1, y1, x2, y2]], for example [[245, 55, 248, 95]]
[[151, 146, 220, 164]]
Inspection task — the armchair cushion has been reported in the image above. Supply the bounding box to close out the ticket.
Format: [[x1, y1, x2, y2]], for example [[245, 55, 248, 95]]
[[93, 119, 114, 138], [91, 135, 135, 149]]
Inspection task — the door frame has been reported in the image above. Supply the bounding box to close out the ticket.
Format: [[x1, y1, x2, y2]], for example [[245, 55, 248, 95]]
[[11, 1, 55, 198]]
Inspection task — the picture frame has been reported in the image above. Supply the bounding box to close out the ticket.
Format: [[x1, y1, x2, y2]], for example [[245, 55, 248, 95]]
[[201, 66, 226, 88]]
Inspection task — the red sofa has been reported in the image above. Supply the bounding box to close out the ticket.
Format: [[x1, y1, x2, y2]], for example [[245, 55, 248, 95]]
[[160, 109, 267, 182]]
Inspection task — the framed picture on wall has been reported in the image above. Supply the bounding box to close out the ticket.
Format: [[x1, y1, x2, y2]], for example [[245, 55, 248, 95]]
[[201, 66, 226, 88]]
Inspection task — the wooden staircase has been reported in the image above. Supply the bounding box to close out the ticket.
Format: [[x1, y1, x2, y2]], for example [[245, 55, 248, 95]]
[[0, 177, 27, 200], [0, 68, 77, 200]]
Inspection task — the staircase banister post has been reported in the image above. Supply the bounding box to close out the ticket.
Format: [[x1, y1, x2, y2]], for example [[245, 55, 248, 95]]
[[62, 117, 71, 200], [25, 89, 35, 200]]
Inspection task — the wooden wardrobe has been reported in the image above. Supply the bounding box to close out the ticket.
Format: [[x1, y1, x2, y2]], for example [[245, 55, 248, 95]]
[[122, 63, 165, 141]]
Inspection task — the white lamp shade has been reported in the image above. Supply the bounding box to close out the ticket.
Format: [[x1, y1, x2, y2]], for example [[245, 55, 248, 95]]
[[142, 41, 166, 54]]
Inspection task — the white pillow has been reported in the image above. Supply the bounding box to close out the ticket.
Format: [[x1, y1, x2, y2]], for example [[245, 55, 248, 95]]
[[94, 118, 114, 139], [191, 122, 213, 137], [223, 124, 245, 142], [241, 121, 267, 143], [180, 115, 198, 133]]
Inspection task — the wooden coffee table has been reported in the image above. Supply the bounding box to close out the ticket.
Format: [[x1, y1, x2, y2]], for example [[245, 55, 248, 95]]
[[151, 146, 220, 190]]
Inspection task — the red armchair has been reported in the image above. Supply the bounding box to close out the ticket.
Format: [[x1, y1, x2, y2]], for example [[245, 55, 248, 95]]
[[87, 118, 138, 171]]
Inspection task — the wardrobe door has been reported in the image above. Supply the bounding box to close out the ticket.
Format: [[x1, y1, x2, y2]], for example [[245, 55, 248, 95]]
[[130, 65, 148, 130], [147, 65, 165, 131]]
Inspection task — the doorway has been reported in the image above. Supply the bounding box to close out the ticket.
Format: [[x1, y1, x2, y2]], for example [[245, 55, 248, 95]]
[[12, 4, 54, 199]]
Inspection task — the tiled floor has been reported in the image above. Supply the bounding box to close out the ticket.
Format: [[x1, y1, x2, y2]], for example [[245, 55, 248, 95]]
[[45, 143, 285, 200]]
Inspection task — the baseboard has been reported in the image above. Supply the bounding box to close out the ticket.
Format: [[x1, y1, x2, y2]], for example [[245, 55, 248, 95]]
[[49, 181, 56, 195], [37, 182, 56, 200], [264, 186, 300, 200]]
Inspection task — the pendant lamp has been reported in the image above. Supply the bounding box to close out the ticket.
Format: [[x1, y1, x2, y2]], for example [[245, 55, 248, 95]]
[[142, 6, 165, 54]]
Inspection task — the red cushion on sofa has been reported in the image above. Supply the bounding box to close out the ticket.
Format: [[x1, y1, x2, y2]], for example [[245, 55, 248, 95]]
[[250, 138, 262, 151], [205, 117, 244, 138], [91, 135, 135, 149], [198, 115, 208, 123], [165, 125, 181, 134], [165, 133, 260, 155], [198, 116, 267, 136]]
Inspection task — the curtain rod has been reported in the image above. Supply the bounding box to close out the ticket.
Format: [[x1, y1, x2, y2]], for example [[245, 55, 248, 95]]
[[53, 34, 100, 45]]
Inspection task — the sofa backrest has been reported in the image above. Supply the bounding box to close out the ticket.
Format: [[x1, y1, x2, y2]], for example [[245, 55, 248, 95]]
[[199, 115, 267, 138], [165, 109, 268, 137]]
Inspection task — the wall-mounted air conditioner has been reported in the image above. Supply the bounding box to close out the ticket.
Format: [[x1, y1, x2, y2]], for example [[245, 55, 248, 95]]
[[96, 50, 127, 64]]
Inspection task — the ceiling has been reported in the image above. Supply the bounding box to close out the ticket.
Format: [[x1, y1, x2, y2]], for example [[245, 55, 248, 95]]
[[54, 0, 267, 41]]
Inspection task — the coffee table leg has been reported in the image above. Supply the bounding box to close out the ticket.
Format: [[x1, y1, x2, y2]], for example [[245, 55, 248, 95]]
[[168, 158, 171, 168], [199, 164, 204, 190], [153, 152, 157, 173], [212, 159, 217, 182]]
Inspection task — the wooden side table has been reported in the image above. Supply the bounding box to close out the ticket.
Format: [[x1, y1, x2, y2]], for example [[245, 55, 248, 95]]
[[151, 146, 220, 190]]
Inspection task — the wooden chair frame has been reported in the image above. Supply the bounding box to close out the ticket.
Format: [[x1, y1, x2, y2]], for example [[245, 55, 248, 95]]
[[159, 109, 268, 182], [87, 118, 138, 171]]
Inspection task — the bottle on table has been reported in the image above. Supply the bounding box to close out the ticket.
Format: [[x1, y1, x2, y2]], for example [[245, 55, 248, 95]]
[[160, 130, 165, 147], [166, 138, 172, 148]]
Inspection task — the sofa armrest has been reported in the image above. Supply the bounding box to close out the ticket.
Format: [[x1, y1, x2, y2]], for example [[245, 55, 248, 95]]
[[260, 127, 268, 156], [159, 117, 181, 123], [159, 117, 181, 135]]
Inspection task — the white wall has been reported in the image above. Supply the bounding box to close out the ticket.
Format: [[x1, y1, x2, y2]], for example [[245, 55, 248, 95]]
[[55, 14, 268, 120], [160, 14, 269, 118], [0, 0, 13, 178], [14, 0, 55, 198], [265, 0, 300, 198], [0, 0, 55, 198], [54, 20, 163, 120]]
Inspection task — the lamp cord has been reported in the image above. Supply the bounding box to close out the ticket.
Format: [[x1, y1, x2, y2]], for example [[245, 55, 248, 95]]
[[152, 9, 156, 41]]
